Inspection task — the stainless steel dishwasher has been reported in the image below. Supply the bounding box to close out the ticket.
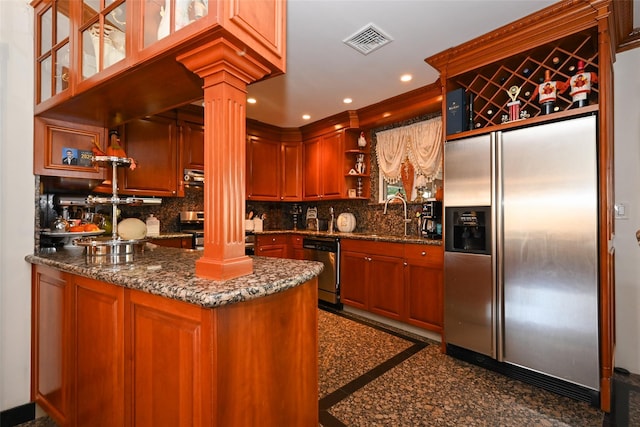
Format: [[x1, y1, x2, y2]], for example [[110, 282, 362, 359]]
[[302, 236, 341, 307]]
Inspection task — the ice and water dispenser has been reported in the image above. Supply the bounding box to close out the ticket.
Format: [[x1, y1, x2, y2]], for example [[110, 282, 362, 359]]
[[444, 207, 491, 255]]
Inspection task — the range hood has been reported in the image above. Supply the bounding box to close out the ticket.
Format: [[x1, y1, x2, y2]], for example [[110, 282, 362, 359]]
[[184, 168, 204, 186]]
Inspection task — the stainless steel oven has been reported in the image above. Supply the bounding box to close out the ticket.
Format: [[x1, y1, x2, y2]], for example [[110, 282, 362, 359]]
[[179, 211, 204, 250]]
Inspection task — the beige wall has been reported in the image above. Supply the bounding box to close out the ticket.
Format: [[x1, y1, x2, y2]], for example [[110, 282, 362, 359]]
[[613, 47, 640, 374], [0, 0, 35, 412]]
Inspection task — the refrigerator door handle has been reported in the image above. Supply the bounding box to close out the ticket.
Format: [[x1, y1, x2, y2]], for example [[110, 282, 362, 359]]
[[493, 131, 505, 362]]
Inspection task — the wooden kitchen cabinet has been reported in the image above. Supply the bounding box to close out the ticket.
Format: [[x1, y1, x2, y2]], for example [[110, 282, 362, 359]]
[[127, 289, 210, 426], [32, 266, 126, 427], [280, 141, 303, 201], [367, 253, 404, 321], [246, 121, 302, 201], [341, 239, 444, 332], [31, 265, 71, 427], [32, 265, 317, 426], [119, 116, 180, 197], [302, 129, 344, 200], [403, 244, 444, 332], [339, 249, 368, 309], [246, 134, 280, 200], [180, 122, 205, 172], [340, 240, 404, 320], [289, 234, 306, 260], [33, 117, 108, 181], [71, 275, 125, 427], [33, 0, 71, 106], [255, 234, 289, 258]]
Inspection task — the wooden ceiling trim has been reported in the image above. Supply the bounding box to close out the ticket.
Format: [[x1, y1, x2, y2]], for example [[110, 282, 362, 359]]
[[612, 0, 640, 52], [425, 0, 603, 78]]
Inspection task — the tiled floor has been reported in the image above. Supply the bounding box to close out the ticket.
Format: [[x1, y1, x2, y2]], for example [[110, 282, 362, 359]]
[[18, 307, 637, 427], [319, 308, 609, 426]]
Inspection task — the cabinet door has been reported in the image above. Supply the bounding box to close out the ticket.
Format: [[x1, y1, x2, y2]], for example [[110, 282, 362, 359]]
[[79, 0, 128, 81], [368, 254, 404, 320], [31, 265, 71, 427], [247, 136, 280, 200], [34, 117, 108, 180], [404, 245, 444, 331], [181, 121, 205, 171], [281, 142, 302, 201], [72, 276, 125, 427], [34, 0, 71, 105], [289, 234, 305, 260], [302, 137, 322, 199], [141, 0, 210, 48], [339, 250, 368, 309], [404, 262, 444, 331], [127, 289, 211, 426], [120, 116, 179, 196], [320, 130, 344, 199]]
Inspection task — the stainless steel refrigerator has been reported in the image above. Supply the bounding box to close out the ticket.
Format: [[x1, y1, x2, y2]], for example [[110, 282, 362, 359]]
[[443, 114, 599, 402]]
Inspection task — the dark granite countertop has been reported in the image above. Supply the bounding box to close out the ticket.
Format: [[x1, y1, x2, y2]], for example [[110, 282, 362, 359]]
[[147, 232, 194, 239], [254, 229, 443, 246], [26, 245, 323, 309]]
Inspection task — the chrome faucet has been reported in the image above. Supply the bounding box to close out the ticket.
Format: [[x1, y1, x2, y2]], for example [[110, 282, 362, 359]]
[[383, 194, 411, 237]]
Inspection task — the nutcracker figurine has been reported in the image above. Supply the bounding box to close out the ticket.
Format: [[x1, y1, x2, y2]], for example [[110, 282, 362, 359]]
[[530, 70, 565, 115], [563, 60, 598, 108]]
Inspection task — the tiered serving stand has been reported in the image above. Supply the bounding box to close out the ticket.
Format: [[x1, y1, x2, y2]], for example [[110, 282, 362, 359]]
[[74, 156, 147, 265]]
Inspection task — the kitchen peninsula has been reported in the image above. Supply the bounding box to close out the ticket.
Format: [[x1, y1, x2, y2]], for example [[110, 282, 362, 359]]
[[26, 246, 322, 426]]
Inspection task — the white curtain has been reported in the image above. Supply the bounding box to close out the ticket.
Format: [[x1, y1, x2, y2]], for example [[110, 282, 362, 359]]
[[375, 117, 443, 184]]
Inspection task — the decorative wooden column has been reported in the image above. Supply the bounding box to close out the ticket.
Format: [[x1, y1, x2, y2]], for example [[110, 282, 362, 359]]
[[178, 38, 270, 280]]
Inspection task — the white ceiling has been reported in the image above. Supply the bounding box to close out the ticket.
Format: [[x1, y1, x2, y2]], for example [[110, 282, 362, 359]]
[[245, 0, 560, 128]]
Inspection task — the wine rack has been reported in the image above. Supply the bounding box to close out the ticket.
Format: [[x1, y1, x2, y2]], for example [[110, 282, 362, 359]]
[[453, 28, 599, 130]]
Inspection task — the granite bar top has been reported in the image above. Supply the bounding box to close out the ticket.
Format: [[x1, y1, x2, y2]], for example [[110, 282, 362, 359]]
[[254, 229, 443, 246], [26, 245, 323, 309], [147, 232, 193, 239]]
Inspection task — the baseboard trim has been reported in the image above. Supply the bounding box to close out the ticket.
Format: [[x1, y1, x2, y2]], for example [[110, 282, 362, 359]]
[[1, 402, 35, 427]]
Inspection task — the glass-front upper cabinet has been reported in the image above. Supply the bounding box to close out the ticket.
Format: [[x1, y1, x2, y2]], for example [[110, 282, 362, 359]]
[[80, 0, 127, 80], [35, 0, 71, 104], [142, 0, 209, 48]]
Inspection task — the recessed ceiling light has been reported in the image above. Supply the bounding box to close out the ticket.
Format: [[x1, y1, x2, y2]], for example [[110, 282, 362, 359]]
[[343, 98, 353, 104], [247, 97, 257, 104], [302, 114, 311, 120], [400, 74, 412, 82]]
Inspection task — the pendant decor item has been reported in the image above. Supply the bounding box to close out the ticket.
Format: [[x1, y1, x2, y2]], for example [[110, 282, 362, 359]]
[[530, 70, 564, 115], [414, 174, 428, 203], [506, 85, 522, 122], [358, 132, 367, 148], [401, 157, 414, 201], [355, 153, 366, 174], [564, 60, 598, 108]]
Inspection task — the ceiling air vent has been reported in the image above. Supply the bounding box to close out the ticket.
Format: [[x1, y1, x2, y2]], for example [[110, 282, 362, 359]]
[[343, 23, 393, 55]]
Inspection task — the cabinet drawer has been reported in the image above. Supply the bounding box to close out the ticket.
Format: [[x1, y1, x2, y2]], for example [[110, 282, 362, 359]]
[[257, 234, 289, 246], [341, 239, 400, 256], [403, 244, 444, 263]]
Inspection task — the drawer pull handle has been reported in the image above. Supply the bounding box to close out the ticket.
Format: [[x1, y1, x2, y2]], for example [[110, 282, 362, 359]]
[[421, 251, 426, 256]]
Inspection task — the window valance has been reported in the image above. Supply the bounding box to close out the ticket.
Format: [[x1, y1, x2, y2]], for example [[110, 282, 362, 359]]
[[375, 117, 443, 184]]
